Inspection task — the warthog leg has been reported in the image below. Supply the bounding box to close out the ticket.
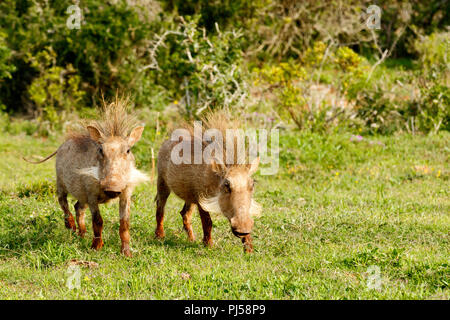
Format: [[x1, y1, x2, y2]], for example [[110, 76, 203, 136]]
[[88, 202, 104, 250], [198, 206, 213, 247], [180, 203, 195, 241], [119, 190, 132, 257], [155, 176, 170, 239], [74, 201, 88, 237], [57, 183, 76, 232]]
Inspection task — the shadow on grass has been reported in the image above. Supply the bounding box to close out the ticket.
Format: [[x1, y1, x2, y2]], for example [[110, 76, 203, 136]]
[[146, 232, 207, 251], [0, 203, 83, 260]]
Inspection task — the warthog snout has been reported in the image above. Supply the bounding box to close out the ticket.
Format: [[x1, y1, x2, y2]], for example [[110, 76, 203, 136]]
[[100, 178, 125, 193], [230, 217, 254, 238], [231, 229, 250, 237]]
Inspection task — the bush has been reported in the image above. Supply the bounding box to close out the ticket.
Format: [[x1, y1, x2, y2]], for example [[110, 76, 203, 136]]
[[412, 31, 450, 133], [160, 0, 263, 32], [26, 47, 84, 124], [417, 83, 450, 133], [0, 31, 15, 81], [0, 0, 158, 114], [352, 84, 402, 135], [255, 44, 371, 132], [0, 0, 448, 137], [414, 31, 450, 73], [0, 31, 15, 111], [148, 17, 247, 117], [254, 62, 307, 129]]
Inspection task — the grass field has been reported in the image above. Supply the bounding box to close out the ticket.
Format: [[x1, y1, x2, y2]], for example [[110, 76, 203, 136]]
[[0, 129, 448, 299]]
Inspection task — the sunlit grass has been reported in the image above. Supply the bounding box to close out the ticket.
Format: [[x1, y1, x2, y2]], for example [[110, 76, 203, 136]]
[[0, 130, 448, 299]]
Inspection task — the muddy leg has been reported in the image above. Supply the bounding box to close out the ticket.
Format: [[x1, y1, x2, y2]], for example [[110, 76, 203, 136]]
[[198, 206, 213, 247], [57, 184, 76, 232], [180, 203, 195, 241], [119, 190, 132, 257], [88, 202, 104, 250], [74, 201, 88, 237], [241, 234, 253, 253], [155, 176, 170, 239]]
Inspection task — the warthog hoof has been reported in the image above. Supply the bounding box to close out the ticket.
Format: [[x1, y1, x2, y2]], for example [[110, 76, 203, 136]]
[[121, 246, 132, 257], [203, 238, 213, 247], [184, 228, 195, 242], [243, 242, 253, 253], [64, 217, 77, 232], [155, 229, 165, 239], [91, 238, 104, 250]]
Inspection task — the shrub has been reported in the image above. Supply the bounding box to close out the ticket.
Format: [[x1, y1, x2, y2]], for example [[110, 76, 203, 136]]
[[412, 31, 450, 133], [0, 31, 15, 111], [0, 31, 15, 81], [148, 17, 247, 117], [0, 0, 158, 113], [26, 47, 84, 125], [254, 62, 307, 129], [414, 31, 449, 73], [160, 0, 263, 32], [255, 44, 371, 132], [415, 81, 450, 133], [352, 83, 402, 135]]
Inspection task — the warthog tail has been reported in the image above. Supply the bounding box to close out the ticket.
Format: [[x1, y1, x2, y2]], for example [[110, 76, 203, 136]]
[[23, 150, 57, 164]]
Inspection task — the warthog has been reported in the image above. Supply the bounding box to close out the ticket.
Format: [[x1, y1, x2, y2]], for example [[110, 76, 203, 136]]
[[24, 98, 148, 256], [155, 112, 261, 252]]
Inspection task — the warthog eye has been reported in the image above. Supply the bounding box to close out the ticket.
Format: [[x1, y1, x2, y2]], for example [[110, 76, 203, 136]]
[[127, 148, 131, 154], [98, 146, 104, 157], [223, 180, 231, 193]]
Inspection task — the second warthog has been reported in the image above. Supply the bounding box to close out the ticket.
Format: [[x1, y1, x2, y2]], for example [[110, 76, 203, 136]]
[[155, 112, 261, 252], [25, 98, 148, 256]]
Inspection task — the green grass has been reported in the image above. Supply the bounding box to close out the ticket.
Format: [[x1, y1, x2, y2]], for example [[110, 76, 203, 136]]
[[0, 129, 448, 299]]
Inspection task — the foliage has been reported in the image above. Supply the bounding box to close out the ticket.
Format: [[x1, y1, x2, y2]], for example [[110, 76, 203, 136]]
[[148, 17, 247, 117], [416, 82, 450, 133], [255, 44, 372, 132], [160, 0, 265, 32], [413, 31, 450, 75], [354, 32, 450, 134], [0, 0, 448, 135], [0, 0, 158, 113], [352, 83, 402, 135], [26, 47, 84, 126], [0, 31, 15, 111], [0, 31, 15, 82], [412, 31, 450, 133], [255, 62, 307, 129]]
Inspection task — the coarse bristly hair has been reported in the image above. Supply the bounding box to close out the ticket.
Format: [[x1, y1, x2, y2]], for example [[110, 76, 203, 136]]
[[66, 95, 138, 141], [176, 109, 251, 167]]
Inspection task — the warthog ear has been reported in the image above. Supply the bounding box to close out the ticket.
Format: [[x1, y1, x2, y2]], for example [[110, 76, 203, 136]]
[[87, 126, 102, 142], [128, 126, 144, 147], [210, 158, 226, 175], [248, 157, 260, 175]]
